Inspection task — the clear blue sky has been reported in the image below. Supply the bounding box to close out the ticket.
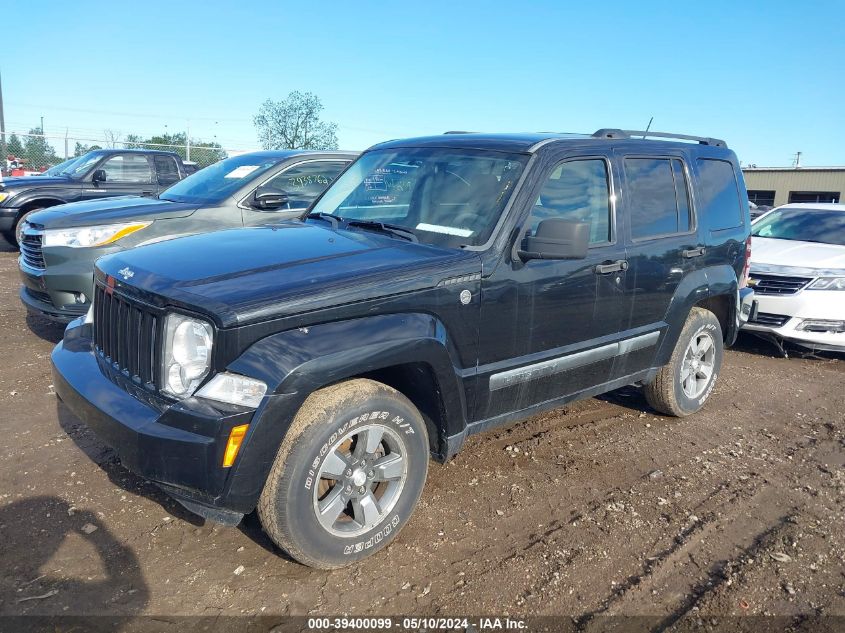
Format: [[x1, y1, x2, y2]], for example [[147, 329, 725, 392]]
[[4, 0, 844, 166]]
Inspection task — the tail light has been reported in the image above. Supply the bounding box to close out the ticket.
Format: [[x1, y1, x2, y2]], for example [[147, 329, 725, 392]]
[[740, 235, 752, 288]]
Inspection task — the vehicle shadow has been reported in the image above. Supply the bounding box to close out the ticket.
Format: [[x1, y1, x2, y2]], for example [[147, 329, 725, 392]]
[[55, 399, 204, 528], [0, 495, 149, 624], [26, 313, 66, 344]]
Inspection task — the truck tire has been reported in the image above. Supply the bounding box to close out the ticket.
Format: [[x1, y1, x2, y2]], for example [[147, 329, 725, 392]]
[[257, 378, 429, 569], [643, 307, 723, 417], [13, 208, 43, 248]]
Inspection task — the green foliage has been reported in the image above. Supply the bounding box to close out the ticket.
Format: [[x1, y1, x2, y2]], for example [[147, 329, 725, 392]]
[[6, 134, 24, 157], [254, 91, 339, 150], [23, 127, 60, 168], [120, 131, 226, 168]]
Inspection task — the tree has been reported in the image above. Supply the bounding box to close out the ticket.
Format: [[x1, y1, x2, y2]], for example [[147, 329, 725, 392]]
[[6, 134, 24, 158], [103, 129, 122, 148], [23, 127, 59, 169], [253, 91, 338, 150]]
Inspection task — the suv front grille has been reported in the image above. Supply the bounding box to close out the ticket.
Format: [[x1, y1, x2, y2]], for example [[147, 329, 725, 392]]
[[93, 284, 159, 390], [749, 273, 812, 295], [748, 312, 790, 328], [20, 232, 45, 270]]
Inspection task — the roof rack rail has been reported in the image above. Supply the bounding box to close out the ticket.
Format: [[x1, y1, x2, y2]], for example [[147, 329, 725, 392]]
[[591, 128, 727, 148], [443, 130, 474, 134]]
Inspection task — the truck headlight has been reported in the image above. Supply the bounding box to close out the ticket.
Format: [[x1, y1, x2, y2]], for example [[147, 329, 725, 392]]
[[161, 313, 213, 398], [807, 277, 845, 291], [43, 221, 151, 248], [196, 372, 267, 408]]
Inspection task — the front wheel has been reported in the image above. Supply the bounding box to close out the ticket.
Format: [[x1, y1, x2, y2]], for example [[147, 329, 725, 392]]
[[643, 307, 724, 417], [257, 379, 429, 568], [14, 208, 43, 248]]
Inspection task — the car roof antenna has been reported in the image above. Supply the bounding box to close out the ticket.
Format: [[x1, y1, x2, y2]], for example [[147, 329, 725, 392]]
[[642, 117, 654, 139]]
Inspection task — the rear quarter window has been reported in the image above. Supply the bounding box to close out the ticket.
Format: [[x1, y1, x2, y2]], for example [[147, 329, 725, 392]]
[[696, 158, 744, 231]]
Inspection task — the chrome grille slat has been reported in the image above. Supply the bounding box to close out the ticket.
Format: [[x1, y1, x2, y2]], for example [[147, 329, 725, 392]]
[[20, 233, 45, 270], [93, 284, 159, 390], [749, 273, 812, 296], [748, 312, 790, 327]]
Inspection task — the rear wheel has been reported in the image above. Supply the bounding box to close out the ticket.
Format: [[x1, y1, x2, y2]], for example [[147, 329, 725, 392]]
[[644, 307, 723, 417], [257, 378, 429, 569]]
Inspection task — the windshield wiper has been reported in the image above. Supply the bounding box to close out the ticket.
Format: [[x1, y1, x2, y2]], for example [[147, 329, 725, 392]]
[[345, 219, 419, 242], [305, 211, 343, 228]]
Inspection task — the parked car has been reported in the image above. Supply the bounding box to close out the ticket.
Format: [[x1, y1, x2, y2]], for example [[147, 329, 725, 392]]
[[0, 148, 193, 247], [19, 150, 356, 323], [52, 129, 754, 568], [743, 203, 845, 351]]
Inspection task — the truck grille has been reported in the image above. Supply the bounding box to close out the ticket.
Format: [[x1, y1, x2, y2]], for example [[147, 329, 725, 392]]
[[748, 312, 790, 328], [93, 284, 160, 389], [20, 232, 45, 270], [749, 273, 812, 295]]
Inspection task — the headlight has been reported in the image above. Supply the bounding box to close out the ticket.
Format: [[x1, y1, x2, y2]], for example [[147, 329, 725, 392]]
[[196, 372, 267, 408], [42, 221, 151, 248], [807, 277, 845, 291], [161, 313, 213, 399], [0, 192, 10, 204]]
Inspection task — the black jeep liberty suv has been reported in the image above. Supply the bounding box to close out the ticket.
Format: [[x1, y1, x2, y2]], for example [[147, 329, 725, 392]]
[[52, 129, 755, 568]]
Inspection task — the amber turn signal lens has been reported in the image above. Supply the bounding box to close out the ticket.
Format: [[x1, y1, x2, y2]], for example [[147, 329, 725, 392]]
[[222, 424, 249, 467]]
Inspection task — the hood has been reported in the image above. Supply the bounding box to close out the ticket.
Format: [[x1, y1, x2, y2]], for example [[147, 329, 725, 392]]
[[97, 222, 480, 327], [26, 196, 200, 229], [751, 236, 845, 276], [0, 175, 72, 190]]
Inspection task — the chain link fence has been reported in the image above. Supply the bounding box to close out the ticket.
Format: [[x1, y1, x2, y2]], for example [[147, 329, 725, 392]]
[[1, 132, 252, 177]]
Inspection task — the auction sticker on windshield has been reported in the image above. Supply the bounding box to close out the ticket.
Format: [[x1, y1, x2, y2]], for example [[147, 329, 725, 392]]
[[225, 165, 260, 179]]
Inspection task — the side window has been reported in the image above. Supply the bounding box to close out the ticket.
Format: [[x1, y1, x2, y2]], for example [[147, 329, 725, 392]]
[[696, 158, 744, 230], [264, 161, 349, 209], [626, 157, 693, 239], [154, 156, 181, 186], [530, 159, 611, 245], [99, 154, 153, 183]]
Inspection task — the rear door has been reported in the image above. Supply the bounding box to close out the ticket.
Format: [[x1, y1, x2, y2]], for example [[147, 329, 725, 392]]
[[153, 155, 183, 195], [241, 159, 350, 226], [611, 152, 702, 377]]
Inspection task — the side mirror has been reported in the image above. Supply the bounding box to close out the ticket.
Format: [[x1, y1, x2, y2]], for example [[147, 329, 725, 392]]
[[518, 219, 590, 261], [251, 186, 290, 210], [92, 169, 107, 183]]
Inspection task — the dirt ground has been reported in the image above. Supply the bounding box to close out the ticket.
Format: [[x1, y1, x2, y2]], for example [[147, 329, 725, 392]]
[[0, 237, 843, 629]]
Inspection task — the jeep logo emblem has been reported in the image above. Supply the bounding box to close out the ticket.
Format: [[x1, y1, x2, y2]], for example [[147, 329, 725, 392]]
[[118, 267, 135, 281]]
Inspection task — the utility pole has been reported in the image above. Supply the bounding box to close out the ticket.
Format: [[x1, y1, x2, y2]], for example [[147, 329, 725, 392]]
[[64, 128, 69, 159], [40, 115, 44, 135], [0, 70, 7, 169]]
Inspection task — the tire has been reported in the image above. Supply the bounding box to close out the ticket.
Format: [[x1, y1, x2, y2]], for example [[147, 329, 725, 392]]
[[13, 208, 43, 248], [257, 378, 429, 569], [643, 307, 724, 417]]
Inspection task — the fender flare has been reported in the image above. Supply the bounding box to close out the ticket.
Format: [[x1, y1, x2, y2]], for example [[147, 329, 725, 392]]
[[222, 312, 467, 509], [652, 265, 738, 367]]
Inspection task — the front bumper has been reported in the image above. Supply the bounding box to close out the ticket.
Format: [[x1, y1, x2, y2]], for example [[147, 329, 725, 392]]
[[0, 207, 19, 233], [18, 245, 119, 323], [742, 288, 845, 351], [52, 320, 259, 522]]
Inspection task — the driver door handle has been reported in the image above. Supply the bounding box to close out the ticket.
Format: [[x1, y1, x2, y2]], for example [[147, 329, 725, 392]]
[[595, 260, 628, 274]]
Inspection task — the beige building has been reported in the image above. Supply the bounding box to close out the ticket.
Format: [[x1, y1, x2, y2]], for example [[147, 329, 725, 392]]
[[742, 166, 844, 207]]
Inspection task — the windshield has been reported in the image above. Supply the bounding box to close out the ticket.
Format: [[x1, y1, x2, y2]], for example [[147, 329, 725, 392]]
[[310, 147, 528, 248], [752, 207, 845, 246], [43, 157, 82, 176], [160, 154, 283, 203], [68, 152, 106, 177]]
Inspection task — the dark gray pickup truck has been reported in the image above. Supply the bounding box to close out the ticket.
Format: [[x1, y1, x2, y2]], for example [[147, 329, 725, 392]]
[[0, 148, 191, 246]]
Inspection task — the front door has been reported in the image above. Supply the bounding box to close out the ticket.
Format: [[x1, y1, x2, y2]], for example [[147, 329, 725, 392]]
[[473, 154, 629, 421], [81, 153, 156, 201], [241, 159, 350, 226]]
